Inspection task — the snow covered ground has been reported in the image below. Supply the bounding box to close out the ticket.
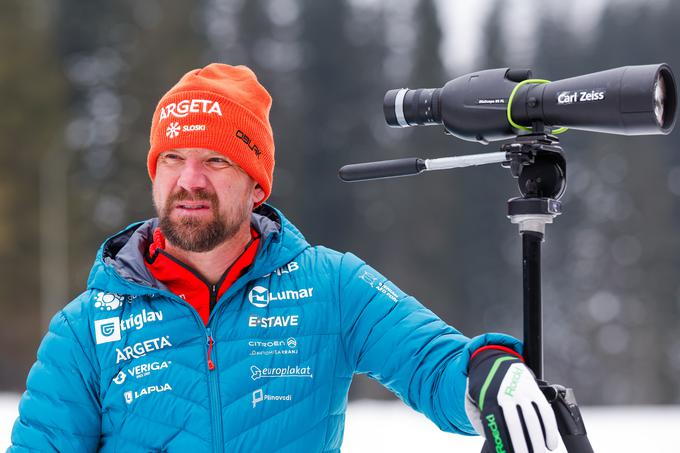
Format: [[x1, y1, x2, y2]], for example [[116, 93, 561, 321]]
[[2, 392, 678, 451]]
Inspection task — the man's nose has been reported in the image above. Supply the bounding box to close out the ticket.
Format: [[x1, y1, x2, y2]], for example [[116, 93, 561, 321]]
[[177, 159, 209, 192]]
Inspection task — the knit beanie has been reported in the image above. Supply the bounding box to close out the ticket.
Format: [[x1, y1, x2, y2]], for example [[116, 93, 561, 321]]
[[148, 63, 275, 204]]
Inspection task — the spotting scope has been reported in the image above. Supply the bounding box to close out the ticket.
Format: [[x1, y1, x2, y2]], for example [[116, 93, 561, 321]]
[[384, 64, 676, 144]]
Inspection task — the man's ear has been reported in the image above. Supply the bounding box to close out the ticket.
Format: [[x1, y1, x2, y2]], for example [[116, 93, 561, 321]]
[[252, 184, 266, 205]]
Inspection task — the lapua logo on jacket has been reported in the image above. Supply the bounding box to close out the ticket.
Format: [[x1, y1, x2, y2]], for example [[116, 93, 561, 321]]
[[124, 383, 172, 405]]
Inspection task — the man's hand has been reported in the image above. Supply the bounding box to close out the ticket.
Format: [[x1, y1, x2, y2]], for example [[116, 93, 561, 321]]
[[465, 346, 560, 453]]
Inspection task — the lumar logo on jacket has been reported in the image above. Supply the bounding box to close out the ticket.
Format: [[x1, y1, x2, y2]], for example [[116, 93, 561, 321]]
[[248, 285, 314, 308], [159, 99, 222, 120], [115, 336, 173, 364], [124, 383, 172, 405], [248, 315, 299, 328], [94, 317, 121, 344], [250, 365, 313, 381]]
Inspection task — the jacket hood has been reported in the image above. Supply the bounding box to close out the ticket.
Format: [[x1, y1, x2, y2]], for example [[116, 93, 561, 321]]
[[86, 204, 310, 297]]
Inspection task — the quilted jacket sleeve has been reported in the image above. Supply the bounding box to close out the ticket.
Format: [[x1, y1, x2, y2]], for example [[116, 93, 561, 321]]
[[338, 252, 522, 435], [9, 306, 101, 452]]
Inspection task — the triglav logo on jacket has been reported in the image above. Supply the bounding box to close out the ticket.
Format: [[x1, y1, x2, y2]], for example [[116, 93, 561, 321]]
[[94, 317, 121, 344], [248, 285, 314, 308], [115, 336, 173, 364], [251, 388, 292, 408], [250, 365, 313, 381], [120, 309, 164, 332], [94, 292, 125, 311], [95, 310, 164, 345]]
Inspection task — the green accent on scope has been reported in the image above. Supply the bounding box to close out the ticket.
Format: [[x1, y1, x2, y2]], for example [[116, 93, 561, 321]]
[[507, 78, 568, 134], [479, 356, 515, 411]]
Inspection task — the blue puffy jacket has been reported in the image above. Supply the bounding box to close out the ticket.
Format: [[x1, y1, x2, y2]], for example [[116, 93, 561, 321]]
[[10, 205, 521, 452]]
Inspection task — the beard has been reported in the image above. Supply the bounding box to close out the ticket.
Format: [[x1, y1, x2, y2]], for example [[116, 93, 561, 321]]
[[156, 188, 252, 253]]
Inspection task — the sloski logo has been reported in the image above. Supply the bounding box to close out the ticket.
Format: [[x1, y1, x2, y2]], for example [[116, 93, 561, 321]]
[[248, 285, 314, 308], [94, 292, 124, 311], [166, 122, 180, 138], [94, 317, 121, 344]]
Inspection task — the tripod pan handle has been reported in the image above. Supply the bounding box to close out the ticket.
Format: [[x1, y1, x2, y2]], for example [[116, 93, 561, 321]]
[[338, 158, 426, 182]]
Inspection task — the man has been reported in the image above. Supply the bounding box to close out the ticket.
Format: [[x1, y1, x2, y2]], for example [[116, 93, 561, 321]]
[[10, 64, 560, 453]]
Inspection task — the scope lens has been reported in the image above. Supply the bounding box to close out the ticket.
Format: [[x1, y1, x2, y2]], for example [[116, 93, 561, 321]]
[[654, 74, 666, 127], [384, 88, 442, 127]]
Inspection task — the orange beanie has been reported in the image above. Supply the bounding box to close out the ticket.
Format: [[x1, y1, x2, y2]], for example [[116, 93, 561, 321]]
[[148, 63, 275, 203]]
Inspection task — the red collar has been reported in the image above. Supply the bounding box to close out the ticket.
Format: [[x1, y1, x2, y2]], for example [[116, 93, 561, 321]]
[[145, 227, 260, 325]]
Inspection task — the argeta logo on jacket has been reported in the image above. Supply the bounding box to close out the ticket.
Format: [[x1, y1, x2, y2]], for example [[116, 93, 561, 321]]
[[248, 285, 314, 308], [115, 336, 173, 364], [94, 317, 122, 344]]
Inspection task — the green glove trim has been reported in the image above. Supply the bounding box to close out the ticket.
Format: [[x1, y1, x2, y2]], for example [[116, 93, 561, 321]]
[[479, 356, 515, 411]]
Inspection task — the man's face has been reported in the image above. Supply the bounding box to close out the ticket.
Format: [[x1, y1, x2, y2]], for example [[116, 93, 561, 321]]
[[152, 148, 264, 252]]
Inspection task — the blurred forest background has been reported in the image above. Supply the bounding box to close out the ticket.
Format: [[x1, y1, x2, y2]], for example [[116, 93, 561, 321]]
[[1, 0, 679, 406]]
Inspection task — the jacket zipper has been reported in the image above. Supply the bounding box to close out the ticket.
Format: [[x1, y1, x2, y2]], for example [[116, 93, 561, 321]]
[[104, 228, 276, 452], [206, 327, 223, 453]]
